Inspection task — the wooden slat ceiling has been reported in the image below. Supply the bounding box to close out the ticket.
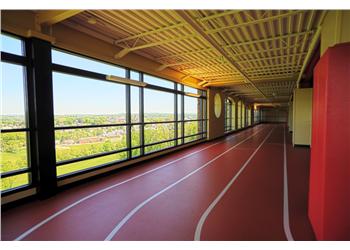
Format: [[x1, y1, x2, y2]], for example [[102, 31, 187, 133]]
[[56, 10, 326, 103]]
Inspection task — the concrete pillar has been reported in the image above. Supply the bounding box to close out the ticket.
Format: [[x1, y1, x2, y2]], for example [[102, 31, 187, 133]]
[[288, 102, 293, 132]]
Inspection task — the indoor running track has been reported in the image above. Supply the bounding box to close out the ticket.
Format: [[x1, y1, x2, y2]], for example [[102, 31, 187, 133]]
[[1, 124, 315, 241]]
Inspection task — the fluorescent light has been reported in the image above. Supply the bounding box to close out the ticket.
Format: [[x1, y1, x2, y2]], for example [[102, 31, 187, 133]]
[[106, 75, 147, 87], [185, 92, 201, 98]]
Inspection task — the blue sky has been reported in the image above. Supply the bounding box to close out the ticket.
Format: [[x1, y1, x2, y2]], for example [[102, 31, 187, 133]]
[[1, 34, 198, 116]]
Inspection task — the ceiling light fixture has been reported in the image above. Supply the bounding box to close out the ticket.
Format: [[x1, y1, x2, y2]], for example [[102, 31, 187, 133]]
[[106, 75, 147, 87]]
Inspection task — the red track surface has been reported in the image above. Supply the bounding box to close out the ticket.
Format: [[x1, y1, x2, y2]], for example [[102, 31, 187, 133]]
[[1, 124, 314, 241]]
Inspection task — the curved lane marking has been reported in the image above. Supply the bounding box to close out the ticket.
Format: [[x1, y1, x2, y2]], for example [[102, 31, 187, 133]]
[[15, 125, 264, 241], [194, 127, 274, 240], [104, 126, 270, 241]]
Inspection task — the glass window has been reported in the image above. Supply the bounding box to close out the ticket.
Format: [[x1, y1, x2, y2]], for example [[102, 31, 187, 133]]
[[1, 132, 28, 173], [232, 101, 236, 130], [144, 74, 174, 89], [55, 126, 127, 162], [144, 123, 175, 145], [131, 86, 140, 123], [52, 49, 126, 77], [1, 173, 29, 191], [131, 125, 141, 148], [184, 96, 198, 120], [1, 60, 30, 192], [237, 101, 242, 129], [184, 121, 199, 136], [57, 152, 127, 177], [144, 89, 174, 122], [145, 141, 175, 154], [247, 107, 252, 126], [130, 70, 140, 81], [242, 104, 246, 128], [53, 72, 126, 126], [184, 85, 199, 95], [1, 62, 26, 127], [1, 33, 24, 56]]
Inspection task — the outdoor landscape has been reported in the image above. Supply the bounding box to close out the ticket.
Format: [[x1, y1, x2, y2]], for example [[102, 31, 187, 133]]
[[1, 113, 201, 191]]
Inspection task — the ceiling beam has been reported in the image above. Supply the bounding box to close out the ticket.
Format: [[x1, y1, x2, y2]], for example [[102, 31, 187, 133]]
[[198, 10, 243, 22], [235, 52, 307, 64], [175, 10, 269, 100], [36, 10, 83, 26], [228, 44, 301, 57], [157, 56, 226, 71], [114, 34, 198, 59], [156, 47, 213, 60], [205, 10, 305, 34], [224, 30, 315, 49], [114, 22, 185, 44]]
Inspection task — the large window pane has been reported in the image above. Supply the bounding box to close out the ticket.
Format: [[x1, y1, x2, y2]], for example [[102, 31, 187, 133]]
[[184, 96, 198, 120], [144, 74, 174, 89], [57, 152, 127, 177], [53, 72, 126, 126], [1, 173, 29, 191], [145, 141, 175, 154], [130, 70, 140, 81], [0, 132, 28, 173], [185, 134, 201, 143], [1, 33, 24, 56], [237, 101, 242, 129], [131, 125, 141, 147], [184, 85, 199, 95], [144, 123, 175, 145], [131, 86, 140, 123], [1, 62, 26, 128], [52, 49, 125, 77], [232, 102, 236, 130], [144, 89, 174, 122], [55, 126, 127, 162], [184, 121, 199, 136]]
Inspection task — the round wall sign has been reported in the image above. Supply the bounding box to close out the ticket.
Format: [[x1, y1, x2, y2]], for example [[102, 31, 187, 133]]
[[214, 93, 221, 118]]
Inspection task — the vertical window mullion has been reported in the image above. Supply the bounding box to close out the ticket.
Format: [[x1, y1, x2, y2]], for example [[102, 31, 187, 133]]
[[126, 69, 131, 159], [24, 38, 38, 188], [140, 73, 145, 156], [174, 83, 178, 146], [181, 85, 185, 144]]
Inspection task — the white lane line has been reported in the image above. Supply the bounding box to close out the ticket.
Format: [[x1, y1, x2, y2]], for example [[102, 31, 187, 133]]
[[283, 125, 294, 241], [104, 127, 270, 241], [15, 125, 264, 241], [194, 127, 274, 241]]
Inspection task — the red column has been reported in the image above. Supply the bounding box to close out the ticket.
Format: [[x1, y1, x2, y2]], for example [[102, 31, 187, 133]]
[[309, 42, 350, 240]]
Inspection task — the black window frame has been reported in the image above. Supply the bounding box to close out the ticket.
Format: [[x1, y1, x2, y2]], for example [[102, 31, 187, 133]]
[[1, 32, 37, 195], [50, 47, 208, 180]]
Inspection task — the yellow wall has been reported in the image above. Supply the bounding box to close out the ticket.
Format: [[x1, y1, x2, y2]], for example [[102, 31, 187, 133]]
[[292, 88, 313, 146], [321, 10, 350, 56], [288, 102, 293, 132], [208, 88, 225, 140]]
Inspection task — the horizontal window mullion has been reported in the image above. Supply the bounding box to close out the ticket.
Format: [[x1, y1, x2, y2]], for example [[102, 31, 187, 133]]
[[0, 168, 30, 178], [52, 64, 107, 82], [56, 148, 129, 166], [182, 132, 206, 139], [0, 183, 33, 196], [183, 119, 207, 122], [143, 120, 176, 125], [0, 51, 28, 65], [54, 123, 129, 130], [1, 128, 29, 133], [144, 138, 176, 148]]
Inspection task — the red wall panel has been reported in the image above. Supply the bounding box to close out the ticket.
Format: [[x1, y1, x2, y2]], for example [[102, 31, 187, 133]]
[[309, 43, 350, 240]]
